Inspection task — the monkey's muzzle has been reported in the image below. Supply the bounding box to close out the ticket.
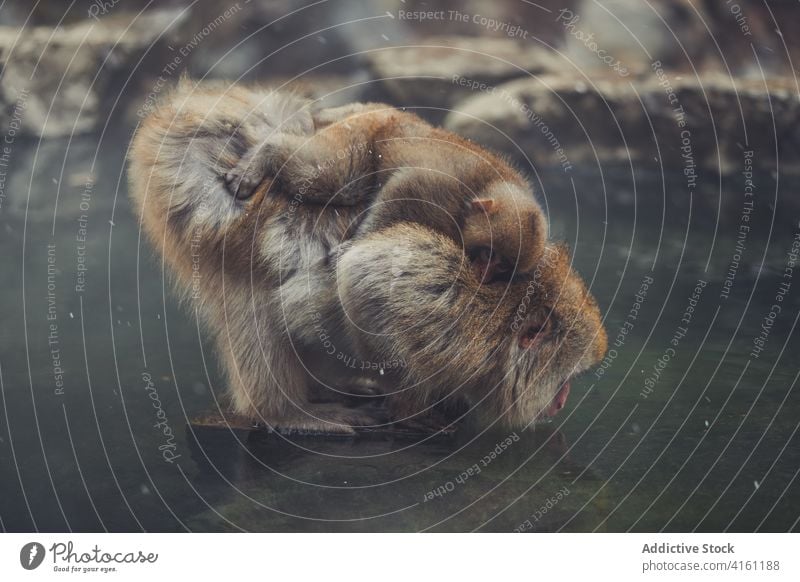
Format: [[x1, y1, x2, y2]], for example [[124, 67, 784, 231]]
[[542, 382, 571, 417]]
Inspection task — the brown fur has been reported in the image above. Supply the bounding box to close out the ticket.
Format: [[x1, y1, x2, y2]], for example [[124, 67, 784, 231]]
[[128, 78, 606, 433], [337, 224, 607, 426], [225, 103, 548, 283]]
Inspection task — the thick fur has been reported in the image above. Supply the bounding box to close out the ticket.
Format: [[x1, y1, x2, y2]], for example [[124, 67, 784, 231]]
[[337, 224, 607, 426], [225, 102, 548, 282], [128, 79, 607, 432]]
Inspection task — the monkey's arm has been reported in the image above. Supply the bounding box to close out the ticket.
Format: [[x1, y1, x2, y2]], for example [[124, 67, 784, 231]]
[[337, 223, 496, 419]]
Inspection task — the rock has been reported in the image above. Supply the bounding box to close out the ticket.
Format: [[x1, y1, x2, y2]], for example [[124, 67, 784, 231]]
[[444, 72, 800, 175], [365, 35, 563, 109], [0, 8, 187, 138]]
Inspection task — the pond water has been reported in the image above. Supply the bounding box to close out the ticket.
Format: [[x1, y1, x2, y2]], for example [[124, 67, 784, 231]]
[[0, 123, 798, 532]]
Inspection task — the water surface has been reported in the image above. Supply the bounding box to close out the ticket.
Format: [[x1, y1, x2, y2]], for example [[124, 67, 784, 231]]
[[0, 126, 798, 532]]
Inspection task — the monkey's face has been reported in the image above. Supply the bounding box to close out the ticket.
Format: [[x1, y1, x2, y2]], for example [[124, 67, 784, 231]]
[[464, 183, 547, 285], [490, 243, 607, 427]]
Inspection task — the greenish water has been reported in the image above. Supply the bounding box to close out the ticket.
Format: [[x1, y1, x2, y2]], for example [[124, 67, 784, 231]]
[[0, 128, 798, 532]]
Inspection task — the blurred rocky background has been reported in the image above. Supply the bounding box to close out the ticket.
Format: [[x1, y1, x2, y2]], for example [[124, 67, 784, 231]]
[[0, 0, 798, 204]]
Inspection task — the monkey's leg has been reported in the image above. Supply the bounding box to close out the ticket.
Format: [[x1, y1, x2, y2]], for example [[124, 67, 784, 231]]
[[225, 106, 397, 203], [223, 137, 282, 200], [225, 127, 377, 203], [220, 336, 388, 434]]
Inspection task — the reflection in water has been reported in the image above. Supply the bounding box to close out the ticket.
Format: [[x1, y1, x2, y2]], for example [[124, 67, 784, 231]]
[[185, 422, 600, 532], [0, 127, 798, 532]]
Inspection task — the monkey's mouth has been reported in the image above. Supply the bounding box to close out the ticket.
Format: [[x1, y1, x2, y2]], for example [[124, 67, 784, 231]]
[[542, 381, 570, 417]]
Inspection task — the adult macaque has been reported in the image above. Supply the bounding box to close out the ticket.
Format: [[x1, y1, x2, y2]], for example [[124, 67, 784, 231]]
[[128, 79, 607, 433]]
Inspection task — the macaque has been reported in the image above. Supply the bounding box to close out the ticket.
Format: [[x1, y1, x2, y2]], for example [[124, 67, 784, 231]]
[[224, 102, 547, 283], [128, 78, 607, 433], [335, 223, 606, 427]]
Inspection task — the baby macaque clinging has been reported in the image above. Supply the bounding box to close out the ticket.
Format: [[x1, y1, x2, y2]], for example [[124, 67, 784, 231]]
[[223, 102, 548, 283], [128, 78, 607, 433]]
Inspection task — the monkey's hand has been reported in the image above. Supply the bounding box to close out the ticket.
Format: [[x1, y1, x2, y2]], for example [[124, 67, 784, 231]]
[[256, 403, 391, 435], [224, 138, 282, 200]]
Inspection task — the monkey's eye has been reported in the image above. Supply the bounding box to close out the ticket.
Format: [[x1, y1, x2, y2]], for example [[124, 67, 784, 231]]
[[471, 246, 492, 263], [519, 314, 556, 350], [468, 247, 517, 283]]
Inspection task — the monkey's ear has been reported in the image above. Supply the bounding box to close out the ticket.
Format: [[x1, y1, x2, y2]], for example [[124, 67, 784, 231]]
[[471, 198, 496, 214]]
